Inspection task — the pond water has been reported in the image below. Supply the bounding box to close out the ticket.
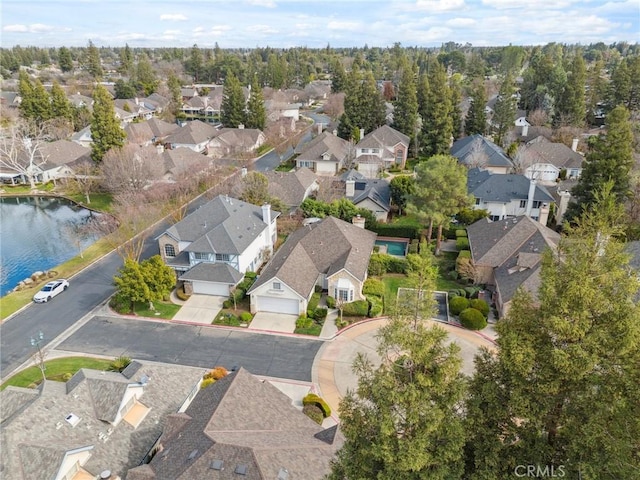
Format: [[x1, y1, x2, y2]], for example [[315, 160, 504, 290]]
[[0, 196, 103, 296]]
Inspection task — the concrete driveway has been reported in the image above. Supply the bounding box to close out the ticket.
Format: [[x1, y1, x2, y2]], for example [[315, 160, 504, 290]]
[[249, 312, 299, 333], [172, 294, 224, 325]]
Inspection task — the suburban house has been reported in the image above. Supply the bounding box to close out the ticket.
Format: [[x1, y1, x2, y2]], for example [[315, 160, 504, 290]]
[[36, 140, 92, 182], [114, 99, 154, 120], [295, 131, 352, 175], [248, 216, 376, 315], [304, 80, 331, 103], [163, 120, 218, 153], [451, 135, 514, 174], [466, 215, 560, 317], [520, 136, 584, 184], [157, 195, 279, 296], [467, 167, 555, 224], [354, 125, 410, 178], [125, 118, 179, 146], [71, 125, 93, 148], [67, 93, 93, 110], [0, 360, 205, 480], [265, 100, 302, 122], [207, 127, 265, 159], [0, 91, 21, 108], [160, 148, 211, 181], [126, 367, 343, 480], [342, 169, 391, 222], [143, 92, 170, 114], [264, 167, 319, 209]]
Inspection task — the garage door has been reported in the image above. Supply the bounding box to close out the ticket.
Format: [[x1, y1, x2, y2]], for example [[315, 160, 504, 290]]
[[192, 282, 229, 296], [256, 296, 299, 315]]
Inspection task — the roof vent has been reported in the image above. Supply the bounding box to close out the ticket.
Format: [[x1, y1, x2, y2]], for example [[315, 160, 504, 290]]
[[188, 449, 198, 461], [210, 460, 224, 470], [65, 413, 81, 427], [277, 467, 289, 479], [234, 464, 248, 475]]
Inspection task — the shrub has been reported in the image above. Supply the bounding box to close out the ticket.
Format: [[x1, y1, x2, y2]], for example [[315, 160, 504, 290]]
[[109, 293, 131, 314], [230, 288, 245, 303], [244, 271, 257, 279], [175, 285, 191, 301], [448, 270, 459, 280], [457, 250, 471, 259], [448, 290, 460, 298], [222, 300, 231, 309], [303, 393, 331, 418], [456, 237, 470, 250], [204, 366, 228, 380], [342, 300, 369, 317], [363, 278, 385, 297], [325, 296, 336, 308], [459, 307, 487, 330], [449, 296, 470, 316], [368, 296, 384, 317], [455, 229, 468, 238], [108, 355, 132, 372], [313, 307, 328, 321], [388, 256, 408, 273], [308, 292, 321, 312], [296, 316, 313, 329], [469, 298, 490, 317], [369, 224, 419, 239], [335, 318, 348, 329], [368, 253, 389, 276], [408, 239, 419, 254], [237, 276, 256, 292], [303, 404, 324, 424], [239, 312, 253, 323], [465, 286, 480, 298], [200, 378, 215, 389]]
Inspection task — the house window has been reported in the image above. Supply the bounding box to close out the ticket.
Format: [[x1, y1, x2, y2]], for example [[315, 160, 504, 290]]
[[164, 244, 176, 257], [215, 253, 230, 262], [371, 148, 379, 154], [519, 200, 527, 208], [490, 215, 501, 222], [362, 148, 369, 153], [475, 198, 481, 205], [299, 160, 314, 168], [273, 282, 282, 290], [532, 201, 542, 209], [194, 252, 208, 260], [334, 288, 353, 302], [395, 149, 404, 164]]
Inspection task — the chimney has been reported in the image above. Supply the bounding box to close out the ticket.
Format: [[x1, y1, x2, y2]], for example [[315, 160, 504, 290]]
[[241, 167, 247, 178], [539, 203, 550, 226], [345, 179, 355, 197], [332, 129, 338, 136], [359, 128, 364, 141], [134, 97, 139, 105], [238, 124, 245, 130], [352, 215, 365, 229], [317, 123, 323, 135], [526, 178, 536, 217], [521, 124, 529, 137], [261, 203, 271, 225], [571, 138, 579, 152]]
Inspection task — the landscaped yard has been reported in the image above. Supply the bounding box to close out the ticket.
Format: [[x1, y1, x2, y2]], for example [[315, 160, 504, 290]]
[[67, 192, 114, 212], [294, 323, 323, 336], [133, 301, 182, 319], [213, 297, 253, 327], [1, 357, 113, 390]]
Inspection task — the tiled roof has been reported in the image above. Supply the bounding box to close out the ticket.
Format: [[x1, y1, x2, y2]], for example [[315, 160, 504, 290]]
[[134, 368, 343, 480], [467, 167, 555, 204], [165, 195, 279, 255], [451, 134, 514, 168], [249, 217, 376, 299]]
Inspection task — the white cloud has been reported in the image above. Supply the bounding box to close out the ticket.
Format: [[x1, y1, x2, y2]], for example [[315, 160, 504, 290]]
[[3, 24, 29, 32], [3, 23, 63, 33], [413, 0, 466, 12], [246, 0, 277, 7], [250, 25, 279, 34], [193, 26, 205, 33], [446, 17, 476, 27], [327, 20, 362, 31], [163, 29, 181, 35], [160, 14, 188, 21]]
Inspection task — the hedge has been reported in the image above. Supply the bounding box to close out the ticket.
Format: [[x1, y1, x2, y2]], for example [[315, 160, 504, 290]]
[[368, 253, 408, 276], [239, 312, 253, 323], [469, 298, 490, 317], [368, 295, 384, 317], [369, 224, 419, 239], [342, 300, 369, 317], [449, 296, 470, 316], [307, 292, 321, 314], [326, 296, 336, 308], [455, 229, 468, 238], [457, 250, 471, 259], [303, 393, 331, 418], [363, 278, 385, 297], [459, 307, 487, 330], [303, 404, 324, 424], [408, 239, 419, 254], [296, 316, 314, 329], [313, 307, 328, 321], [456, 237, 470, 250]]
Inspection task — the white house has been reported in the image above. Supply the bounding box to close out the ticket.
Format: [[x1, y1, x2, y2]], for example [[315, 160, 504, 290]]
[[157, 195, 279, 296], [163, 120, 218, 153], [354, 125, 410, 178], [521, 137, 583, 184], [248, 216, 376, 315], [295, 131, 351, 175]]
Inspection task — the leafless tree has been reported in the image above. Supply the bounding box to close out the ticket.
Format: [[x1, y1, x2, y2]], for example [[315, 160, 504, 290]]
[[457, 257, 478, 284], [528, 108, 550, 127], [42, 117, 74, 141], [511, 145, 535, 174], [69, 161, 100, 204], [0, 120, 49, 189], [553, 126, 583, 149], [100, 144, 163, 195], [465, 136, 489, 169], [322, 93, 345, 120]]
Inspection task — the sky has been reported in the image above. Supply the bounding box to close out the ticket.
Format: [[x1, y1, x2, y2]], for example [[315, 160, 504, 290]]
[[1, 0, 638, 49]]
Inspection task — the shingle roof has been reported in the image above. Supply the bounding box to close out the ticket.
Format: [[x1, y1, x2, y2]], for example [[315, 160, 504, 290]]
[[179, 262, 243, 285], [135, 368, 343, 480], [161, 148, 209, 177], [165, 195, 279, 255], [522, 138, 584, 170], [350, 178, 391, 212], [265, 168, 317, 207], [165, 120, 218, 146], [356, 125, 409, 150], [467, 167, 555, 204], [249, 217, 376, 299], [296, 131, 350, 163], [39, 140, 91, 168], [451, 135, 514, 168], [126, 118, 178, 143], [210, 128, 263, 149]]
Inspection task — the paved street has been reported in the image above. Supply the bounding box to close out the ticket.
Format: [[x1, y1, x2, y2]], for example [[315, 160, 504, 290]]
[[56, 315, 323, 382]]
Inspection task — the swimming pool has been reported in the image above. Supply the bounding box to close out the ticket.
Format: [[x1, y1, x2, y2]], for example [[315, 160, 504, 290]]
[[375, 238, 410, 256]]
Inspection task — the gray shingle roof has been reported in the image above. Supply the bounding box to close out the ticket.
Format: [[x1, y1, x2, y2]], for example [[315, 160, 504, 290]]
[[467, 168, 555, 204], [296, 131, 350, 163], [135, 368, 343, 480], [165, 195, 279, 255], [350, 178, 391, 212], [39, 140, 91, 168], [249, 217, 376, 299], [265, 167, 317, 207], [179, 262, 243, 285], [522, 138, 584, 170], [161, 148, 209, 177], [356, 125, 409, 149], [451, 134, 514, 168], [164, 120, 218, 146]]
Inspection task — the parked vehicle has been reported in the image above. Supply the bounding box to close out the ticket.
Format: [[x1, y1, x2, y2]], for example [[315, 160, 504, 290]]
[[33, 279, 69, 303]]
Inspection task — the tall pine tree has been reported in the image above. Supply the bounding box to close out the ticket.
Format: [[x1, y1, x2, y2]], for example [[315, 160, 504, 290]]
[[420, 60, 453, 157], [555, 53, 587, 126], [58, 46, 73, 72], [84, 40, 103, 80], [90, 84, 126, 163], [50, 82, 73, 121], [465, 82, 487, 136], [392, 61, 418, 141], [245, 76, 266, 130], [220, 72, 246, 128], [492, 73, 517, 147]]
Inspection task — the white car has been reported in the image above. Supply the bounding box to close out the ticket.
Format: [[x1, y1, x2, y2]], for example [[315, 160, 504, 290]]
[[33, 279, 69, 303]]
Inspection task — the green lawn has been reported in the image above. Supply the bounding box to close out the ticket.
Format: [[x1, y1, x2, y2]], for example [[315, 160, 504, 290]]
[[381, 274, 412, 311], [0, 182, 56, 194], [390, 213, 424, 228], [1, 357, 113, 390], [133, 301, 182, 319], [294, 323, 323, 336], [67, 192, 113, 212]]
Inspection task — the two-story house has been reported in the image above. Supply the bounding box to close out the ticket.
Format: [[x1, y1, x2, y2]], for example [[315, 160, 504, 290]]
[[157, 195, 279, 296], [521, 136, 584, 184], [163, 120, 218, 153], [295, 131, 352, 175], [451, 134, 514, 174], [355, 125, 410, 178]]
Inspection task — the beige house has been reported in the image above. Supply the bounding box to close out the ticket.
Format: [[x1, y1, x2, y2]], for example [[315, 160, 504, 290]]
[[207, 127, 265, 159], [354, 125, 410, 178], [248, 216, 376, 315], [295, 131, 352, 175]]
